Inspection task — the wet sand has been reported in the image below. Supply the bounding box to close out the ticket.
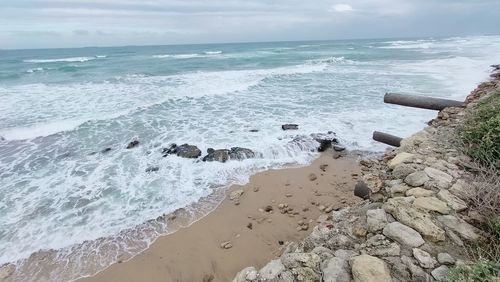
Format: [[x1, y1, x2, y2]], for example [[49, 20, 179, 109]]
[[80, 151, 361, 282]]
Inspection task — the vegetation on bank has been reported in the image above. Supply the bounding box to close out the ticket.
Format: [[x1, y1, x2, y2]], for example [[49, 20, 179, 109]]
[[445, 89, 500, 281], [461, 90, 500, 169]]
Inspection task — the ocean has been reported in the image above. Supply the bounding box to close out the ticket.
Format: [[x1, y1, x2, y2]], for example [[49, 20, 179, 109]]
[[1, 35, 500, 280]]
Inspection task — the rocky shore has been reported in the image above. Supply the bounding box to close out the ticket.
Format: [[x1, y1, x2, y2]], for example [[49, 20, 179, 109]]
[[233, 74, 500, 281]]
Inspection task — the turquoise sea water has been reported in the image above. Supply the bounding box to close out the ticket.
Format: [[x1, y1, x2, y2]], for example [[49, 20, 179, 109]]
[[1, 36, 500, 280]]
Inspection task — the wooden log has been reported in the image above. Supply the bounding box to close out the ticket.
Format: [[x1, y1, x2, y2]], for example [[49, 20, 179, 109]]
[[373, 131, 402, 147], [384, 93, 464, 111]]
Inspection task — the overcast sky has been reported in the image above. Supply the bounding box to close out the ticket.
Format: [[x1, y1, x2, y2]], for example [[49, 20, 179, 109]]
[[1, 0, 499, 49]]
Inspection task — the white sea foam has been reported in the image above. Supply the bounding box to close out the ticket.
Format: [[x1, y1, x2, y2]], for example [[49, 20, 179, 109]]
[[204, 50, 223, 55], [23, 57, 96, 63]]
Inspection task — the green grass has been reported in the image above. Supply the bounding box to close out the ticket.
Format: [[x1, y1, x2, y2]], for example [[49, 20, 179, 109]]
[[461, 90, 500, 168], [442, 260, 500, 282]]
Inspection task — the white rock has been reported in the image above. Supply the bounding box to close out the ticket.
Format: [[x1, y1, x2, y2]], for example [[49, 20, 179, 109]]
[[437, 190, 468, 211], [321, 257, 351, 282], [412, 248, 437, 269], [366, 209, 388, 232], [413, 197, 450, 214], [424, 167, 453, 183], [388, 152, 415, 169], [259, 259, 285, 280], [383, 222, 425, 248], [449, 180, 468, 199], [0, 264, 15, 280], [350, 255, 392, 282], [233, 267, 258, 282]]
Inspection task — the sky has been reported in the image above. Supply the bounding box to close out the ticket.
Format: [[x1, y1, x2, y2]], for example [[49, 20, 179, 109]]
[[0, 0, 499, 49]]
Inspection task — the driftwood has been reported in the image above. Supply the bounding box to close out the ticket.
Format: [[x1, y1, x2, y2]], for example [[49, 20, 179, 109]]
[[384, 93, 464, 111], [373, 131, 402, 147]]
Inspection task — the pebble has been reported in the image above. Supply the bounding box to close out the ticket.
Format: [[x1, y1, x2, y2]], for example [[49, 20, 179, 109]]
[[309, 173, 318, 181], [285, 193, 293, 197], [221, 241, 233, 249], [247, 223, 253, 229], [320, 164, 329, 171], [253, 186, 260, 192]]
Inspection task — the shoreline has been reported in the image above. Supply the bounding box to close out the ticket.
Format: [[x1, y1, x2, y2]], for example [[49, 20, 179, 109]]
[[77, 151, 362, 282]]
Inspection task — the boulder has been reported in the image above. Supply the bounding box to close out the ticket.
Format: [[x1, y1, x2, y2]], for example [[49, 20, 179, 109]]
[[383, 222, 425, 248], [389, 184, 412, 196], [431, 265, 450, 281], [282, 124, 298, 130], [413, 197, 451, 214], [437, 215, 483, 241], [203, 149, 230, 162], [259, 259, 285, 280], [350, 255, 392, 282], [437, 190, 467, 211], [229, 189, 244, 201], [383, 200, 445, 242], [392, 164, 419, 179], [406, 188, 434, 198], [400, 255, 432, 282], [321, 257, 351, 282], [412, 248, 437, 269], [404, 171, 429, 187], [449, 180, 468, 200], [311, 246, 334, 261], [163, 143, 202, 158], [290, 267, 321, 281], [354, 181, 371, 200], [229, 147, 256, 160], [388, 152, 415, 169], [366, 209, 388, 232], [437, 253, 456, 265]]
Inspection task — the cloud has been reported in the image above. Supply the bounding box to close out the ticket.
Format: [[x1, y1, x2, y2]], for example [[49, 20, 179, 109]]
[[0, 0, 499, 49], [332, 4, 353, 13]]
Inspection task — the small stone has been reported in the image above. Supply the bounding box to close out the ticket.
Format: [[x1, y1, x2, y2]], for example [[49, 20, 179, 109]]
[[220, 241, 233, 249], [352, 222, 367, 237], [404, 171, 429, 187], [431, 265, 450, 280], [264, 205, 273, 212], [390, 184, 412, 196], [412, 248, 437, 268], [324, 206, 334, 213], [253, 186, 260, 192], [437, 253, 456, 265], [309, 173, 318, 181], [282, 124, 298, 130], [320, 164, 328, 171], [285, 193, 293, 198], [413, 197, 451, 214], [301, 223, 309, 230], [229, 189, 244, 201], [247, 222, 253, 229], [318, 205, 326, 211], [333, 145, 346, 152], [202, 274, 215, 282]]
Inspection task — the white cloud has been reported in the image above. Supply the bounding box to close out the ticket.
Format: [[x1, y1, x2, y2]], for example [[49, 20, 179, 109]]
[[332, 4, 353, 13]]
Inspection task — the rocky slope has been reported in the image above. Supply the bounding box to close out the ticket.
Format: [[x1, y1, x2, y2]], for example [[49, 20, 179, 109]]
[[232, 73, 500, 282]]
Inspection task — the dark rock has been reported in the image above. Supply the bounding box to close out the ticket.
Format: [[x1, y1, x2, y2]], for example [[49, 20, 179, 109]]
[[101, 148, 112, 153], [311, 132, 339, 152], [278, 240, 284, 245], [282, 124, 298, 130], [317, 139, 332, 152], [163, 143, 201, 158], [175, 144, 202, 158], [354, 181, 371, 200], [145, 166, 160, 172], [264, 205, 273, 212], [249, 129, 259, 132], [491, 64, 500, 71], [126, 140, 140, 149], [333, 145, 346, 152], [247, 223, 253, 230], [229, 147, 256, 160], [203, 149, 230, 162], [203, 147, 256, 162], [162, 144, 178, 156]]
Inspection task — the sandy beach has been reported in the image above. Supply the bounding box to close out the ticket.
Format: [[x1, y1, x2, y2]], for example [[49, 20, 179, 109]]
[[79, 151, 361, 282]]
